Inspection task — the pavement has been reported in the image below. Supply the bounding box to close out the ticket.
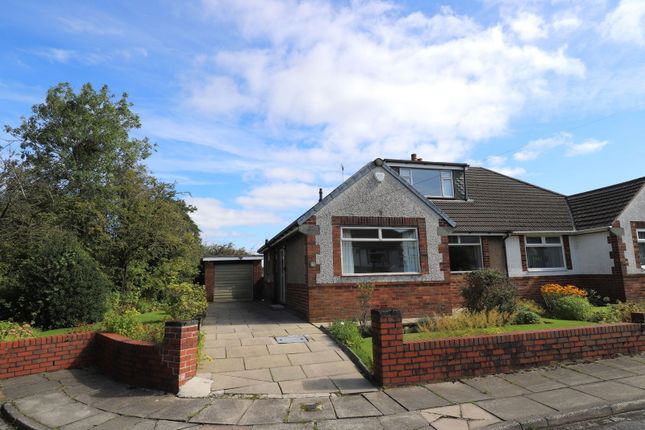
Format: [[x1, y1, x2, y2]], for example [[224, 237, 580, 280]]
[[1, 301, 645, 429], [198, 302, 375, 396]]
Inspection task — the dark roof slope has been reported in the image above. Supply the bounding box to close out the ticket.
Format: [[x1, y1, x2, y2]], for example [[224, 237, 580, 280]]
[[566, 177, 645, 230], [432, 167, 575, 233]]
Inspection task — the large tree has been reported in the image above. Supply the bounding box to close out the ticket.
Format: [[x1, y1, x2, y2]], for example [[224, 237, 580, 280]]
[[1, 83, 201, 301]]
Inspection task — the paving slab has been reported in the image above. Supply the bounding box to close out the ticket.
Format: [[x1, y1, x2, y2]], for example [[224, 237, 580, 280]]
[[115, 396, 177, 417], [566, 362, 635, 380], [211, 375, 263, 390], [602, 357, 645, 374], [252, 423, 314, 430], [462, 375, 530, 398], [279, 377, 338, 394], [190, 399, 253, 424], [227, 345, 270, 358], [203, 348, 226, 359], [330, 373, 377, 394], [288, 397, 336, 422], [378, 411, 429, 430], [425, 381, 490, 403], [331, 395, 382, 418], [363, 391, 406, 415], [0, 374, 48, 388], [527, 387, 605, 411], [146, 420, 198, 430], [301, 361, 357, 378], [268, 343, 310, 355], [271, 366, 307, 382], [13, 391, 74, 415], [239, 399, 291, 425], [93, 416, 153, 430], [59, 411, 118, 430], [149, 398, 208, 421], [307, 342, 337, 352], [430, 417, 468, 430], [223, 369, 274, 381], [178, 376, 212, 398], [384, 386, 450, 411], [245, 355, 291, 370], [616, 374, 645, 389], [1, 379, 61, 399], [288, 351, 342, 366], [573, 380, 645, 402], [317, 417, 384, 430], [539, 367, 601, 386], [476, 396, 557, 421], [500, 370, 566, 392], [227, 381, 282, 395], [241, 337, 277, 346], [201, 358, 245, 373]]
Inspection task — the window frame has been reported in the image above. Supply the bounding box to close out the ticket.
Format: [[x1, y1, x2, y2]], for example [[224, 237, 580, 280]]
[[448, 235, 483, 273], [524, 235, 567, 271], [637, 229, 645, 269], [398, 167, 455, 198], [340, 226, 421, 276]]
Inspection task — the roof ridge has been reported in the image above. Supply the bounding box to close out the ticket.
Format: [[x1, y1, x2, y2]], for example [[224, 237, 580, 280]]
[[470, 166, 566, 197], [567, 176, 645, 199]]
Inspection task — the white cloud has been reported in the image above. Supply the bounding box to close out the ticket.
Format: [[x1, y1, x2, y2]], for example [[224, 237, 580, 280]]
[[565, 139, 608, 156], [236, 182, 321, 210], [601, 0, 645, 45], [508, 12, 547, 41], [514, 132, 608, 161]]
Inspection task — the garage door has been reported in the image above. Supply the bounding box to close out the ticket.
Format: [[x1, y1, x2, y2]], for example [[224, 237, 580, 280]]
[[213, 263, 253, 302]]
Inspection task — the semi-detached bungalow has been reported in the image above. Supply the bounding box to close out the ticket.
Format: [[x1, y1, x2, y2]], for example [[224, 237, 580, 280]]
[[257, 155, 645, 322]]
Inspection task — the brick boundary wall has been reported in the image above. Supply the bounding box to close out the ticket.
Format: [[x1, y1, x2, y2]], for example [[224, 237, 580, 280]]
[[0, 321, 199, 393], [371, 308, 645, 387], [0, 332, 95, 379]]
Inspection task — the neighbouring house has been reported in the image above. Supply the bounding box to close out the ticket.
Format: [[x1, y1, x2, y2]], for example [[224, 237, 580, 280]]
[[203, 255, 263, 302], [258, 155, 645, 322]]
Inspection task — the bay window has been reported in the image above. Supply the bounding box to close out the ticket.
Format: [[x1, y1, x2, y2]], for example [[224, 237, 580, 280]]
[[525, 236, 566, 270], [448, 236, 483, 272], [341, 227, 420, 275]]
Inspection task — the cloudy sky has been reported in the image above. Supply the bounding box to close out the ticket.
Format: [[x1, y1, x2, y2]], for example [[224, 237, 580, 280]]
[[2, 0, 644, 251]]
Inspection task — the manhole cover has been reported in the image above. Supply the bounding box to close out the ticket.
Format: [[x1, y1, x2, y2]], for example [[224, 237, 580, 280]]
[[275, 335, 308, 344]]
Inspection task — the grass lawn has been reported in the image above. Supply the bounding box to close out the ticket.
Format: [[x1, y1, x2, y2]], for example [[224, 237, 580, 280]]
[[350, 318, 600, 371], [34, 311, 168, 337]]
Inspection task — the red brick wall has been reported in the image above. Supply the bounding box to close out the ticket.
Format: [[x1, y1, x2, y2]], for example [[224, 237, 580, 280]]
[[0, 332, 95, 379], [205, 262, 215, 302], [308, 282, 453, 322], [624, 274, 645, 302], [371, 308, 645, 387], [510, 274, 625, 303], [95, 322, 198, 393], [286, 283, 309, 318]]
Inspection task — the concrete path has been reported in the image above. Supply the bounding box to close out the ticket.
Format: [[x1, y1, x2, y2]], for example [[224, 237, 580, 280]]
[[199, 302, 376, 396], [2, 354, 645, 429]]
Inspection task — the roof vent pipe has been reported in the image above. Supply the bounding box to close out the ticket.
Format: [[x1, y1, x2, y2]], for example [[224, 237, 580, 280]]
[[318, 188, 323, 202], [411, 153, 417, 161]]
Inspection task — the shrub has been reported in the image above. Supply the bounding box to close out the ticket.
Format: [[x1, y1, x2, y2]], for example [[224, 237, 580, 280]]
[[2, 232, 111, 329], [418, 309, 516, 333], [549, 296, 593, 321], [163, 282, 208, 321], [461, 269, 517, 314], [513, 309, 541, 325], [516, 299, 546, 316], [355, 283, 375, 331], [585, 289, 611, 307], [0, 321, 34, 341], [102, 307, 144, 339], [328, 320, 362, 347], [600, 301, 645, 323], [541, 283, 587, 312]]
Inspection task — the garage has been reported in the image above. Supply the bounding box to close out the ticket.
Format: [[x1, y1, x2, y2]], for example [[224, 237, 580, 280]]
[[203, 256, 263, 302]]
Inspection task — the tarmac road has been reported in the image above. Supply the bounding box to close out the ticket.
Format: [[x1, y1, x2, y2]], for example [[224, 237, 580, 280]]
[[554, 408, 645, 429]]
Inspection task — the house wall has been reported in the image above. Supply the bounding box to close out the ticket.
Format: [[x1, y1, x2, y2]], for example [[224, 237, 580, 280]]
[[314, 166, 445, 284], [285, 234, 306, 284], [617, 186, 645, 275]]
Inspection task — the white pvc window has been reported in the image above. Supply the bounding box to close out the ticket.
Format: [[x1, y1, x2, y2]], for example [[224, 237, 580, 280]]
[[637, 229, 645, 269], [448, 236, 483, 272], [341, 227, 420, 275], [398, 168, 454, 198], [525, 236, 566, 270]]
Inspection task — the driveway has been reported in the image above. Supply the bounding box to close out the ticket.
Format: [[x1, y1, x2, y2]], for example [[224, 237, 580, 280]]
[[198, 301, 376, 396]]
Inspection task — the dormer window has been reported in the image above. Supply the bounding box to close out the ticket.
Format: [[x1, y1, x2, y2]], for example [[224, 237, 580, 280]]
[[398, 168, 455, 198]]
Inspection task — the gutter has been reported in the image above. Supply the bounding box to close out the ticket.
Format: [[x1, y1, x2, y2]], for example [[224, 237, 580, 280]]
[[257, 223, 299, 253]]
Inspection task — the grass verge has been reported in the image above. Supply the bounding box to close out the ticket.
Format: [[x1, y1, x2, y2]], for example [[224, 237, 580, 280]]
[[34, 311, 168, 337]]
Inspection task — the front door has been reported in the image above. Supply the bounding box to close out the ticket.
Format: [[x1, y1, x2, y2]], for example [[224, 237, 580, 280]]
[[487, 237, 508, 274]]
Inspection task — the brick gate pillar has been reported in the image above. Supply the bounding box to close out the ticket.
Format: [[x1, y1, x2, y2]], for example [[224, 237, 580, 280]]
[[371, 308, 404, 386]]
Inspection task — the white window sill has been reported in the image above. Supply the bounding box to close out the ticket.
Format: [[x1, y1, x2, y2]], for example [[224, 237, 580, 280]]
[[341, 272, 421, 277], [527, 268, 568, 272], [450, 270, 482, 274]]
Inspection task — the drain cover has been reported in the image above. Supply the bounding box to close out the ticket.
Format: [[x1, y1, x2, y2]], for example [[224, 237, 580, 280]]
[[275, 335, 308, 344]]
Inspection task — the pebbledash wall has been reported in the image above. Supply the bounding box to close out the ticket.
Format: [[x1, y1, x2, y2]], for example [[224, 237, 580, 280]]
[[0, 321, 199, 393], [371, 308, 645, 387]]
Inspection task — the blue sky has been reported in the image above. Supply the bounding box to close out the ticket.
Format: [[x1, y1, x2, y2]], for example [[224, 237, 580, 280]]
[[2, 0, 644, 251]]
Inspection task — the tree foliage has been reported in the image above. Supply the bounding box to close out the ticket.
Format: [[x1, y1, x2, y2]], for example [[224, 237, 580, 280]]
[[0, 83, 202, 326], [202, 242, 249, 256]]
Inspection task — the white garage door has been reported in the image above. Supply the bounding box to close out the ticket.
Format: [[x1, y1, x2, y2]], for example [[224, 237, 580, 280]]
[[214, 263, 253, 302]]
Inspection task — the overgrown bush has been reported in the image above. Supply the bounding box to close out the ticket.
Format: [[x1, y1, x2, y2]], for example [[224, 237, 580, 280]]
[[163, 282, 208, 321], [540, 283, 587, 312], [101, 307, 165, 343], [516, 299, 546, 316], [585, 289, 611, 307], [328, 320, 362, 347], [597, 301, 645, 323], [549, 296, 593, 321], [513, 309, 541, 324], [0, 321, 34, 341], [418, 309, 516, 333], [461, 269, 517, 314], [355, 283, 374, 331], [1, 232, 111, 329]]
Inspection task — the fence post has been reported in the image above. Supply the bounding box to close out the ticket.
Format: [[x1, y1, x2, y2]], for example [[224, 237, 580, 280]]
[[371, 308, 403, 387]]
